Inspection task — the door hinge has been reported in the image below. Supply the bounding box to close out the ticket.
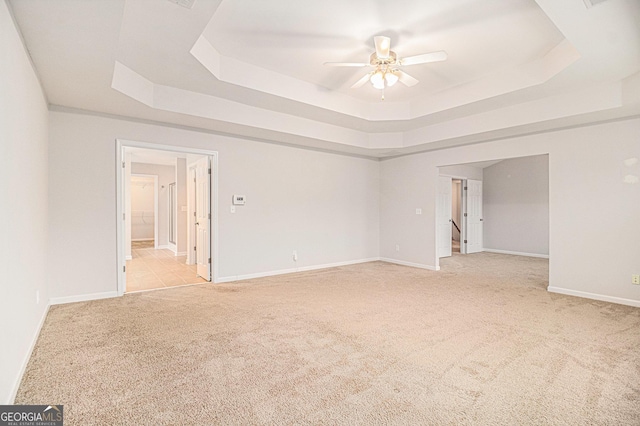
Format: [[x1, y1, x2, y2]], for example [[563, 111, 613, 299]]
[[480, 218, 483, 222], [123, 265, 126, 272], [464, 186, 467, 190], [208, 258, 211, 264], [464, 240, 467, 244], [122, 161, 125, 169], [193, 246, 196, 251], [193, 211, 196, 217], [464, 213, 467, 217], [208, 213, 211, 219], [208, 168, 211, 175], [123, 213, 126, 220]]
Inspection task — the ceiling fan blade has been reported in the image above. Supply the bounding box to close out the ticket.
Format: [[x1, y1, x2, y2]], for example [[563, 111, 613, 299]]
[[324, 62, 369, 67], [396, 70, 419, 87], [400, 51, 448, 66], [351, 73, 372, 89], [374, 36, 391, 59]]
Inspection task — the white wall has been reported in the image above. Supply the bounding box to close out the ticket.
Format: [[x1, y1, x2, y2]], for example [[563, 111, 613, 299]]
[[380, 118, 640, 304], [47, 111, 380, 298], [131, 176, 155, 240], [131, 163, 175, 247], [176, 158, 187, 254], [483, 155, 549, 256], [0, 1, 50, 403]]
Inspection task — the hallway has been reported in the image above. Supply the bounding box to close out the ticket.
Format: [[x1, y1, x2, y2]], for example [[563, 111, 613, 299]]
[[126, 241, 207, 292]]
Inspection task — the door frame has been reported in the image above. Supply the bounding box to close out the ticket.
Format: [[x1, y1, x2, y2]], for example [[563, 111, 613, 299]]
[[465, 179, 484, 254], [438, 174, 483, 260], [437, 175, 453, 258], [451, 178, 464, 252], [116, 139, 219, 296], [186, 165, 197, 265], [437, 173, 470, 269], [130, 173, 159, 250]]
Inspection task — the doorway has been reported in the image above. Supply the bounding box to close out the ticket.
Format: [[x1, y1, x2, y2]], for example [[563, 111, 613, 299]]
[[436, 155, 549, 270], [438, 174, 484, 259], [130, 174, 158, 251], [116, 140, 218, 296], [452, 179, 462, 254]]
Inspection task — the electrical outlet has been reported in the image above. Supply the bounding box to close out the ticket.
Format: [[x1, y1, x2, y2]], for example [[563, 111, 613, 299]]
[[395, 244, 400, 252], [632, 274, 640, 285], [293, 250, 298, 262]]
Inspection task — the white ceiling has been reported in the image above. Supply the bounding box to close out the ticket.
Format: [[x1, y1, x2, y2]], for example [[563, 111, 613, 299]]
[[206, 0, 564, 102], [456, 159, 505, 169], [8, 0, 640, 158]]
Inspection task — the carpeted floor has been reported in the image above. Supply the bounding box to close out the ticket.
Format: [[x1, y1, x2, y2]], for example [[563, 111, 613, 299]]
[[16, 253, 640, 425]]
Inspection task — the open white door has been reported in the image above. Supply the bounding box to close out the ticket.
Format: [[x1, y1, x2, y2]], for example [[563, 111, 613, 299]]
[[195, 157, 211, 280], [466, 179, 483, 254], [437, 176, 453, 258]]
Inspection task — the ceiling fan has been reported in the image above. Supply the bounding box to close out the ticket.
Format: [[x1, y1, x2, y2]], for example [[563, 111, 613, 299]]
[[324, 36, 447, 99]]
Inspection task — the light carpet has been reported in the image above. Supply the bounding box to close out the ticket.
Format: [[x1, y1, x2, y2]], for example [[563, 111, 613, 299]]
[[16, 254, 640, 425]]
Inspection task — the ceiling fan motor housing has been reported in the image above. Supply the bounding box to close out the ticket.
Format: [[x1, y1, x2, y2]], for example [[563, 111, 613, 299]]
[[370, 51, 397, 66]]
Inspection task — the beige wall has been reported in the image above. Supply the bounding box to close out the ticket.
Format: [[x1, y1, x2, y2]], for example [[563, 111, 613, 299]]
[[176, 158, 187, 254], [0, 1, 50, 403], [380, 118, 640, 304], [47, 110, 380, 299], [483, 155, 549, 256]]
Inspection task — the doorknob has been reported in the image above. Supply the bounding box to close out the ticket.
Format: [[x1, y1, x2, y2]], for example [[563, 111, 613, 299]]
[[449, 219, 452, 222], [195, 222, 199, 226]]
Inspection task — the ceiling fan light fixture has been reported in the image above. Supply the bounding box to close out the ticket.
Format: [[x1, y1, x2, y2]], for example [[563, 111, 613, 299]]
[[385, 71, 398, 87], [370, 71, 384, 88]]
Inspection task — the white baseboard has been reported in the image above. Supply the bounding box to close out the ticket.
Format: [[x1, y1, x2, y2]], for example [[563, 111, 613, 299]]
[[547, 287, 640, 308], [217, 257, 381, 283], [379, 258, 440, 271], [49, 291, 119, 306], [131, 238, 154, 242], [483, 248, 549, 259], [156, 245, 184, 256], [7, 304, 50, 404]]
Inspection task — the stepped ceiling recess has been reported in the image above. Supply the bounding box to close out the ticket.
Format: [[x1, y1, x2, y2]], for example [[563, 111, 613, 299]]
[[9, 0, 640, 158]]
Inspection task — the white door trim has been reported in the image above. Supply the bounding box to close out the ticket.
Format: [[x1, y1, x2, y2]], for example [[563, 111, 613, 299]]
[[186, 165, 197, 265], [437, 175, 453, 258], [116, 139, 219, 296], [460, 179, 467, 255], [436, 171, 474, 265], [466, 179, 484, 254]]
